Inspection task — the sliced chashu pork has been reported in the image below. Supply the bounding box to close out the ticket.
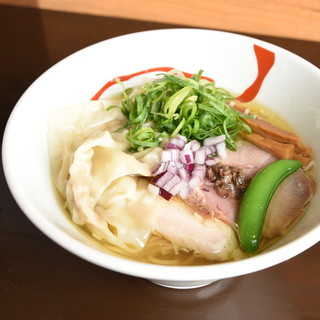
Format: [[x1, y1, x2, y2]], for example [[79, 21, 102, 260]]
[[152, 198, 245, 261], [219, 140, 277, 179], [262, 168, 315, 238], [185, 141, 314, 239], [185, 186, 240, 228]]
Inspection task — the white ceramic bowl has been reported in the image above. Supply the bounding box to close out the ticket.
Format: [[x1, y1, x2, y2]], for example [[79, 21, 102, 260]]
[[2, 29, 320, 289]]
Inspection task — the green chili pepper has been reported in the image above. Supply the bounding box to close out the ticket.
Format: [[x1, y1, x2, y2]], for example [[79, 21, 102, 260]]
[[238, 159, 302, 254]]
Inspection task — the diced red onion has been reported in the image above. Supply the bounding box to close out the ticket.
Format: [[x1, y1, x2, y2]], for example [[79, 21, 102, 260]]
[[205, 157, 220, 166], [185, 154, 192, 163], [167, 163, 180, 175], [161, 149, 180, 162], [185, 140, 201, 152], [163, 174, 181, 192], [178, 167, 189, 180], [194, 147, 207, 164], [161, 150, 173, 162], [169, 179, 189, 196], [173, 161, 184, 169], [152, 162, 169, 176], [175, 137, 186, 149], [184, 163, 195, 172], [155, 171, 174, 188], [203, 135, 226, 147], [159, 188, 172, 201], [167, 136, 186, 150], [151, 171, 165, 184], [196, 163, 206, 169], [180, 150, 194, 164], [216, 141, 227, 159], [192, 164, 206, 181], [153, 134, 232, 201], [170, 137, 178, 144], [176, 134, 187, 144], [205, 145, 216, 156], [166, 142, 180, 150]]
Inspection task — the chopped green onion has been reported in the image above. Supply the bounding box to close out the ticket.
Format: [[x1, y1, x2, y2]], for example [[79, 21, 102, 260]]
[[171, 118, 186, 137], [114, 70, 253, 151]]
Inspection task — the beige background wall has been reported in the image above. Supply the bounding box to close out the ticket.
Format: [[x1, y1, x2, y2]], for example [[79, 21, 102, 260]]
[[1, 0, 320, 42]]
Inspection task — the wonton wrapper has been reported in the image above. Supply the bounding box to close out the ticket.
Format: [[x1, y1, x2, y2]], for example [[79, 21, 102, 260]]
[[48, 100, 162, 251]]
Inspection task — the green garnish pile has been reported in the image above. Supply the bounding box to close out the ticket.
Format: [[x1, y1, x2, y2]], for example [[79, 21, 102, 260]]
[[108, 69, 253, 151]]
